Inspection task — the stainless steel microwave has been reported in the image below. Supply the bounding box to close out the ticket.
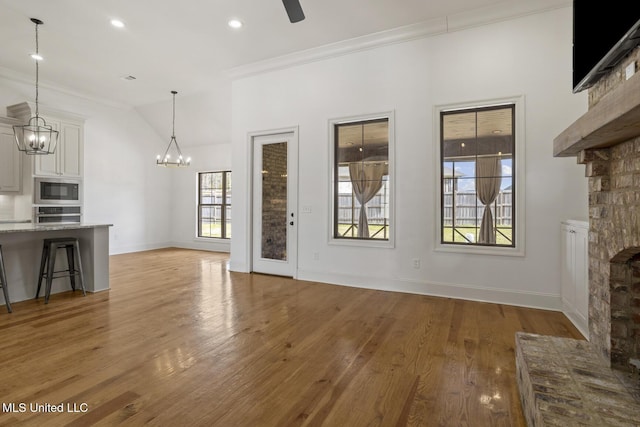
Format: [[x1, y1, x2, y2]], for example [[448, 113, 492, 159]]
[[34, 178, 82, 205]]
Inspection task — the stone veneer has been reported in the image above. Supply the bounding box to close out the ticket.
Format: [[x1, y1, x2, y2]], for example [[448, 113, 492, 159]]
[[609, 252, 640, 371], [516, 333, 640, 426], [578, 139, 640, 367], [516, 46, 640, 426], [517, 138, 640, 425]]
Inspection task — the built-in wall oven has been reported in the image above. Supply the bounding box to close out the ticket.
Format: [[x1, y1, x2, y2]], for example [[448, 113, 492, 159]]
[[34, 205, 82, 225], [34, 178, 82, 205]]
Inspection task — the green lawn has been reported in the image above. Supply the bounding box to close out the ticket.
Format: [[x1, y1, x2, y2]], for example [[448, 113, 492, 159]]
[[199, 223, 231, 239], [443, 226, 512, 246], [337, 223, 388, 239]]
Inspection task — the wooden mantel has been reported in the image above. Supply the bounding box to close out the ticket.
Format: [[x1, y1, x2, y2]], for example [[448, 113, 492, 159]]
[[554, 71, 640, 157]]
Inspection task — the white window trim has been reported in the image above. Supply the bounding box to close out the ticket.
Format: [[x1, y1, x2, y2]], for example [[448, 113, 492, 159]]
[[328, 111, 396, 248], [196, 170, 232, 240], [433, 95, 526, 257]]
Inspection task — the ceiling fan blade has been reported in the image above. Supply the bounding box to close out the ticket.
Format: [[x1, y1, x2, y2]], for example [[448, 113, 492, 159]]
[[282, 0, 305, 23]]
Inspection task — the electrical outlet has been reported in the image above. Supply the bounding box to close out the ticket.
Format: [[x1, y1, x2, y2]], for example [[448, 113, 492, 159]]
[[412, 259, 420, 269], [313, 252, 319, 261]]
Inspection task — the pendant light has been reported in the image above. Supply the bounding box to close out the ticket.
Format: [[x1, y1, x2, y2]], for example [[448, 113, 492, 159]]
[[156, 91, 190, 167], [13, 18, 58, 155]]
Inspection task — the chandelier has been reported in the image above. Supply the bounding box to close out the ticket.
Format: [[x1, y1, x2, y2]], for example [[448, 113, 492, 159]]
[[13, 18, 58, 155], [156, 91, 190, 167]]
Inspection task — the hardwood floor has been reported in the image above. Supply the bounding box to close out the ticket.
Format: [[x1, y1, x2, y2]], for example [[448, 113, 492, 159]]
[[0, 248, 583, 426]]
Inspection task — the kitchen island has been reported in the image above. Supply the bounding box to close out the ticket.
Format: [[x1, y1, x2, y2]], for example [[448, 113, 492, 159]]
[[0, 223, 112, 305]]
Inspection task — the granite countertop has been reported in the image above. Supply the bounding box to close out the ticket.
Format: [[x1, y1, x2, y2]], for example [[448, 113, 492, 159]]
[[0, 222, 113, 234]]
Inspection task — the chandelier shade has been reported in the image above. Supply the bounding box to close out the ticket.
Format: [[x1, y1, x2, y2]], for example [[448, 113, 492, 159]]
[[156, 91, 190, 167], [13, 18, 58, 155], [14, 116, 58, 155]]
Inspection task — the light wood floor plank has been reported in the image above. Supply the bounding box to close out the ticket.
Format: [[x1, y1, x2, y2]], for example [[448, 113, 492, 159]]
[[0, 248, 582, 426]]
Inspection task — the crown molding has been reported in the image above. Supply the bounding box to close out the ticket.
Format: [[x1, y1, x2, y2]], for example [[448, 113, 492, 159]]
[[0, 65, 131, 110], [225, 17, 447, 80], [0, 115, 21, 126], [6, 101, 88, 123], [226, 0, 571, 80]]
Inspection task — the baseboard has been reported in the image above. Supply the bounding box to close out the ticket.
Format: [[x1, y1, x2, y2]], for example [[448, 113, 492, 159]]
[[297, 268, 562, 311], [171, 240, 231, 253], [109, 242, 171, 255]]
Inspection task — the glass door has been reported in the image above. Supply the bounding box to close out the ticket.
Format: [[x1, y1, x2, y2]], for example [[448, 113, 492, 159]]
[[252, 131, 298, 276]]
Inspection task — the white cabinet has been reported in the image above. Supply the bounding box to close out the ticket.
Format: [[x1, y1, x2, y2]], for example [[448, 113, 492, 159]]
[[561, 220, 589, 338], [0, 120, 22, 193], [6, 103, 84, 179], [33, 119, 82, 177]]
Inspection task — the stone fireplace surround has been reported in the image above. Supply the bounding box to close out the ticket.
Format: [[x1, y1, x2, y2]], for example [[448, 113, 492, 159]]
[[516, 47, 640, 426]]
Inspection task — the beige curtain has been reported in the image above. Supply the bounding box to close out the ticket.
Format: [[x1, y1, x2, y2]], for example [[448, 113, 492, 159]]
[[476, 156, 502, 244], [349, 162, 386, 238]]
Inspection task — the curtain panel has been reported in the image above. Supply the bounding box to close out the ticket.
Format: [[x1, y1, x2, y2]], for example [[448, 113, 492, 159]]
[[475, 156, 502, 244], [348, 162, 385, 238]]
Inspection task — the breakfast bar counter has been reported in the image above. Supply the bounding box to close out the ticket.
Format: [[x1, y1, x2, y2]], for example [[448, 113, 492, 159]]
[[0, 223, 112, 305]]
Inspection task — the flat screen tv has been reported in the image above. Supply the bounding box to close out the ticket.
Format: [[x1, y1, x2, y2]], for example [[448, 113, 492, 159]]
[[573, 2, 640, 93]]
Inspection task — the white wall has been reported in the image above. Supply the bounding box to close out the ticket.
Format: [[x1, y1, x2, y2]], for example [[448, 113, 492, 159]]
[[135, 81, 234, 252], [231, 7, 589, 309], [0, 77, 173, 254], [170, 143, 232, 252]]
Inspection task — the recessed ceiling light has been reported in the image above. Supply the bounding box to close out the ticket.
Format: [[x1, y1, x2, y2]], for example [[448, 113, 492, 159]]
[[228, 19, 243, 29], [111, 19, 125, 28], [120, 75, 136, 81]]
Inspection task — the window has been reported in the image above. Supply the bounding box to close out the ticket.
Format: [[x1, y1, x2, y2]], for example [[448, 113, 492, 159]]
[[332, 116, 392, 242], [440, 104, 515, 247], [198, 171, 231, 239]]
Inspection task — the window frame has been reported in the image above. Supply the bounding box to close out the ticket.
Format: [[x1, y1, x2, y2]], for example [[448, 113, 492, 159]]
[[329, 111, 395, 248], [434, 96, 525, 256], [197, 170, 232, 240]]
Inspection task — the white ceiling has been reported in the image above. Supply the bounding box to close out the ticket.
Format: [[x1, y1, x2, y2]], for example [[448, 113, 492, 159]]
[[0, 0, 570, 146]]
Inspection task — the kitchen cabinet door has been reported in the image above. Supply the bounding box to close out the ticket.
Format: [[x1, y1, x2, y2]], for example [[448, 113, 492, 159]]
[[34, 118, 82, 178], [33, 117, 60, 176], [0, 130, 21, 193], [60, 122, 82, 177]]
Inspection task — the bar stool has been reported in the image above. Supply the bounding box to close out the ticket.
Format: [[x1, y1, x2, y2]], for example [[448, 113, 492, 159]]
[[36, 237, 86, 304], [0, 245, 12, 313]]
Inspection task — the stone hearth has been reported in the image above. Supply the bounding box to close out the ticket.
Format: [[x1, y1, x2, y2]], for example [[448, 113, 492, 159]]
[[516, 333, 640, 426], [516, 46, 640, 426]]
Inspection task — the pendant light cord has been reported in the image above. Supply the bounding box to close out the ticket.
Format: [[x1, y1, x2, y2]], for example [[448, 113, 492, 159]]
[[34, 20, 40, 119], [172, 91, 176, 138]]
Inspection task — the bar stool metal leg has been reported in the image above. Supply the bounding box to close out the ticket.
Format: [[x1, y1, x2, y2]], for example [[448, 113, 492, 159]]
[[66, 244, 76, 291], [35, 239, 50, 299], [73, 240, 86, 296], [0, 246, 12, 313], [44, 242, 56, 304]]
